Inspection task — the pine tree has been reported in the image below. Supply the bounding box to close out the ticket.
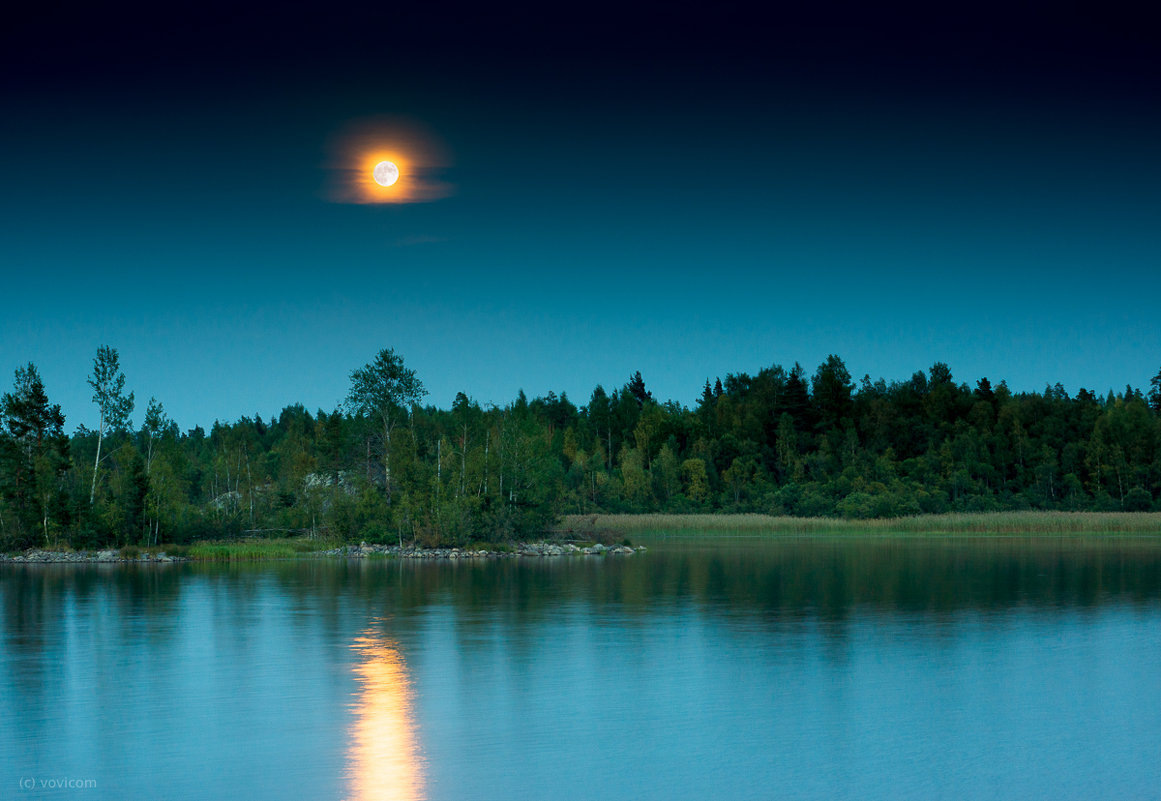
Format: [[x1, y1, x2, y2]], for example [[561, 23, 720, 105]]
[[0, 364, 69, 547]]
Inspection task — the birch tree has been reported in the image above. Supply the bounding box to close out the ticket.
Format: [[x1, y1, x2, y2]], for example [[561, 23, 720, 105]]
[[346, 348, 425, 504], [141, 397, 173, 475], [88, 345, 134, 505]]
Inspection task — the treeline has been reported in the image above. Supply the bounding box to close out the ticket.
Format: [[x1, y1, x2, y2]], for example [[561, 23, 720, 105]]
[[2, 347, 1160, 551]]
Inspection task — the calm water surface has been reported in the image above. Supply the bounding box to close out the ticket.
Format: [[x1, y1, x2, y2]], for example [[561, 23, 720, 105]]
[[3, 537, 1160, 800]]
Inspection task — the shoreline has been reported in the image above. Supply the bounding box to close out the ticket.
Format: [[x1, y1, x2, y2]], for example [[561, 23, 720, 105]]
[[319, 542, 643, 559], [0, 549, 188, 564], [8, 510, 1159, 564], [0, 541, 645, 564]]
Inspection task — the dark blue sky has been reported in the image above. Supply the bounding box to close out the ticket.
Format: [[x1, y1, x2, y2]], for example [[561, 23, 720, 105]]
[[3, 2, 1159, 430]]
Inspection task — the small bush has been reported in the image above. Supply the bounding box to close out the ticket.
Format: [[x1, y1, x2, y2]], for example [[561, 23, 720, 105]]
[[1123, 487, 1153, 512]]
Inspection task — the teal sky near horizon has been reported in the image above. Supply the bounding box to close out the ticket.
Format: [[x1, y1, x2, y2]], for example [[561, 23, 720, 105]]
[[2, 4, 1159, 430]]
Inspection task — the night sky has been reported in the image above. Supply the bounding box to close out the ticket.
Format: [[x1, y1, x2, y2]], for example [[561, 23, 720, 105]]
[[3, 2, 1159, 430]]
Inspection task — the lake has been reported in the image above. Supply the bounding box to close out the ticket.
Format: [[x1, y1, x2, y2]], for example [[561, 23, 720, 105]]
[[3, 536, 1160, 800]]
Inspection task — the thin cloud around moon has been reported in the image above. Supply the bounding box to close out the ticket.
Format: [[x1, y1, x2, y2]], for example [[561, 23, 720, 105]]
[[324, 116, 453, 204], [393, 234, 447, 247]]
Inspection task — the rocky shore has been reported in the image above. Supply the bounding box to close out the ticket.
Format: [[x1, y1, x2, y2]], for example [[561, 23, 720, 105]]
[[1, 542, 646, 564], [1, 549, 187, 563], [318, 541, 646, 559]]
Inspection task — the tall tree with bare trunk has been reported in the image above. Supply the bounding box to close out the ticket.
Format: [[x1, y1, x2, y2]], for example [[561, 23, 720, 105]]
[[88, 345, 134, 505]]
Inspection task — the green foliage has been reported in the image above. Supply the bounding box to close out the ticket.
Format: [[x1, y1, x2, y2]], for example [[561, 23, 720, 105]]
[[347, 348, 427, 504], [89, 346, 134, 432], [188, 541, 303, 560], [0, 363, 70, 549], [98, 443, 149, 546], [681, 458, 710, 505], [87, 345, 135, 507], [5, 347, 1161, 551], [1149, 366, 1161, 415]]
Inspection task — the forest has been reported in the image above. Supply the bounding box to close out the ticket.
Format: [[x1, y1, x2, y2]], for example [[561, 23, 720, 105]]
[[2, 347, 1160, 551]]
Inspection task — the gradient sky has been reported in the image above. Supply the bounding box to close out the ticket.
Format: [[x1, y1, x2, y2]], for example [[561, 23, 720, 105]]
[[3, 2, 1159, 431]]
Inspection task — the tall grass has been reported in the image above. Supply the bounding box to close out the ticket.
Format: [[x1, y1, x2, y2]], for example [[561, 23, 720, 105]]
[[557, 511, 1161, 536], [187, 538, 327, 561], [119, 544, 191, 559]]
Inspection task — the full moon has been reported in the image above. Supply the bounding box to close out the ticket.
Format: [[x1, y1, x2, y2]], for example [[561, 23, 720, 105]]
[[372, 161, 400, 187]]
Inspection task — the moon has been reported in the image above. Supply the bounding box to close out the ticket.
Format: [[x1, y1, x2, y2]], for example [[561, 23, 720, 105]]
[[372, 161, 400, 187]]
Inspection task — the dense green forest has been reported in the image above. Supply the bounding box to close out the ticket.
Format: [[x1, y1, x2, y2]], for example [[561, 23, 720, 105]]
[[2, 347, 1160, 551]]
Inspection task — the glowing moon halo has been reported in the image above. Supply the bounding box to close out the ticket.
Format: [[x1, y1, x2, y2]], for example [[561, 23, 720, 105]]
[[373, 161, 400, 187]]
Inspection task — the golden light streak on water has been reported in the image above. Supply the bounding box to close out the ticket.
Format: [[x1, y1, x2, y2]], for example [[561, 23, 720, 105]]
[[344, 629, 425, 801]]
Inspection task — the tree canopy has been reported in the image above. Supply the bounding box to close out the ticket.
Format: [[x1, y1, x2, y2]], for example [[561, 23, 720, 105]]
[[1, 350, 1159, 552]]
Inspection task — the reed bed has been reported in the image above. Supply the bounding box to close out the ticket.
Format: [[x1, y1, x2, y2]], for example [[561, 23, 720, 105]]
[[187, 538, 325, 561], [556, 511, 1161, 537]]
